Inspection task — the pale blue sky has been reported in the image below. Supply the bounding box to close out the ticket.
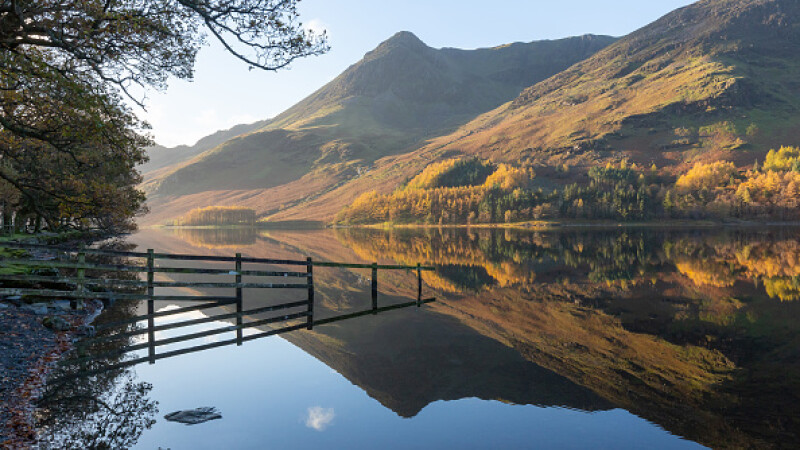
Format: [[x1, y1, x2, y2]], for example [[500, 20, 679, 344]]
[[144, 0, 695, 147]]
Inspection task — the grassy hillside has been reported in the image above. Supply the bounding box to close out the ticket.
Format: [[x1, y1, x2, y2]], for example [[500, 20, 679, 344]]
[[261, 0, 800, 223], [385, 0, 800, 172], [141, 32, 615, 224]]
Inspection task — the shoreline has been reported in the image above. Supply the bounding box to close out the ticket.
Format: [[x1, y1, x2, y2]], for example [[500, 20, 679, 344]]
[[0, 300, 101, 447], [352, 220, 800, 231], [0, 233, 111, 447], [147, 220, 800, 232]]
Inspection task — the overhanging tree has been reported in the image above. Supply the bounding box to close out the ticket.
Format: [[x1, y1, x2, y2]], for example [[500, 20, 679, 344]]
[[0, 0, 327, 232]]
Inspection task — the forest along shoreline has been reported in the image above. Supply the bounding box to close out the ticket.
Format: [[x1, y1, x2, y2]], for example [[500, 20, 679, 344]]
[[0, 233, 112, 448], [153, 219, 800, 231]]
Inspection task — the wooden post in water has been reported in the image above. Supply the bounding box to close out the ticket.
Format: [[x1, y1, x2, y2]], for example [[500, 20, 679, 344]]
[[73, 248, 86, 310], [306, 257, 314, 330], [417, 262, 422, 307], [371, 263, 378, 314], [235, 253, 243, 345], [147, 249, 155, 364]]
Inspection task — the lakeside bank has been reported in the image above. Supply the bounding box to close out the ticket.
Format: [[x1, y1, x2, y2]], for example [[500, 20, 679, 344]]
[[151, 218, 800, 232], [0, 232, 121, 446]]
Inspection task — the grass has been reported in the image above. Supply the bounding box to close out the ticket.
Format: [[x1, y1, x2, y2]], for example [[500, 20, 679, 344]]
[[0, 247, 33, 275]]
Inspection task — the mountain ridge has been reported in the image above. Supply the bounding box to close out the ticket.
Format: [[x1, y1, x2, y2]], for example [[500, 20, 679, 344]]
[[141, 31, 616, 224], [141, 119, 271, 176], [142, 0, 800, 226]]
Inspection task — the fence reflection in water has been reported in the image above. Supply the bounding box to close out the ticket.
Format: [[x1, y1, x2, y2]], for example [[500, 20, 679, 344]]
[[56, 295, 435, 382], [0, 242, 435, 382]]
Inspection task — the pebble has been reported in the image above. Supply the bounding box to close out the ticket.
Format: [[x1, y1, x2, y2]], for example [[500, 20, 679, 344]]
[[0, 305, 91, 444], [23, 304, 49, 315], [51, 300, 72, 311]]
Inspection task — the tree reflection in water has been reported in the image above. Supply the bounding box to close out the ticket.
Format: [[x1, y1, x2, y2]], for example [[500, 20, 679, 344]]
[[330, 227, 800, 448], [37, 372, 157, 450], [35, 242, 158, 449]]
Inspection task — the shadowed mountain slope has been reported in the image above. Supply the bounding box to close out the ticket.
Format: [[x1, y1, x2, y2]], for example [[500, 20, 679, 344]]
[[141, 120, 271, 176]]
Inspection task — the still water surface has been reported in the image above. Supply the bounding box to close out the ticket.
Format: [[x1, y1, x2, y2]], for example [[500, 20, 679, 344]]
[[36, 227, 800, 449]]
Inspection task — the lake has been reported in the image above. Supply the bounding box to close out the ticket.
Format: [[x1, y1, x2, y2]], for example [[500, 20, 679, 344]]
[[35, 226, 800, 449]]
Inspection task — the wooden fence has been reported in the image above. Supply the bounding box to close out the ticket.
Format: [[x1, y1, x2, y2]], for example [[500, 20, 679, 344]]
[[53, 293, 435, 381], [0, 241, 436, 373]]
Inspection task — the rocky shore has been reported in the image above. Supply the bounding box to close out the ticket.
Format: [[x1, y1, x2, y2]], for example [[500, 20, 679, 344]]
[[0, 296, 100, 448]]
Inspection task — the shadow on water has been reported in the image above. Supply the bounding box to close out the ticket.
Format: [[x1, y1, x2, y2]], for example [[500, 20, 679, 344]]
[[35, 226, 800, 449]]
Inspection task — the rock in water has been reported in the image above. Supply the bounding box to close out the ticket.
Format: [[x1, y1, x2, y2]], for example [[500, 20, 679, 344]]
[[164, 407, 222, 425]]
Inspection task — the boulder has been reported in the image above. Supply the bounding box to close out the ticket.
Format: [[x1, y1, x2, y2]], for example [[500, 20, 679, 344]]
[[164, 407, 222, 425], [51, 300, 73, 311]]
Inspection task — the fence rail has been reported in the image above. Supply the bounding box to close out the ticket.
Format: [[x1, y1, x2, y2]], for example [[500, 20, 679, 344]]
[[0, 241, 436, 359], [51, 294, 435, 382]]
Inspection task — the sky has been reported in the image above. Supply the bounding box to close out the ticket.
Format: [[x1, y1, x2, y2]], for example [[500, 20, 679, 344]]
[[143, 0, 696, 148]]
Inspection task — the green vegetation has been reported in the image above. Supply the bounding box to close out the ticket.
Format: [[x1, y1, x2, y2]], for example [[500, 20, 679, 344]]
[[406, 158, 495, 190], [336, 158, 535, 224], [763, 146, 800, 172]]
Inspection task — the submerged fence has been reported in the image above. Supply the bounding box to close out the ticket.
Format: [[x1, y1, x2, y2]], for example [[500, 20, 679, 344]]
[[55, 293, 435, 381], [0, 241, 436, 374]]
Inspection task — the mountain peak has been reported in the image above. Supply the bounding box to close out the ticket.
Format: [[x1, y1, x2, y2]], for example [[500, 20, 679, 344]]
[[371, 31, 429, 54], [385, 31, 426, 46], [359, 31, 431, 67]]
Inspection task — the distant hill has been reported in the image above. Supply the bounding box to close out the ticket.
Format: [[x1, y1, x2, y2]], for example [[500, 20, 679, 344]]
[[140, 119, 270, 177], [140, 32, 616, 224]]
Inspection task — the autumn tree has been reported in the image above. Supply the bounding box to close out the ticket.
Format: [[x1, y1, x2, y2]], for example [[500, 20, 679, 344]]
[[0, 0, 327, 232]]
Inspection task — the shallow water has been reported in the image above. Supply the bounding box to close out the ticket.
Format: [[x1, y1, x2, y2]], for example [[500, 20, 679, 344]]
[[36, 226, 800, 449]]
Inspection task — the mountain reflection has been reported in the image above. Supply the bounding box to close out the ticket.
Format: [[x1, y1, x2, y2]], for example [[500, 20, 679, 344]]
[[329, 227, 800, 448], [47, 227, 800, 449]]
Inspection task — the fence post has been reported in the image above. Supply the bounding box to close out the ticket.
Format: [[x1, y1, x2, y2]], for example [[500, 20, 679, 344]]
[[236, 253, 243, 345], [371, 263, 378, 314], [73, 247, 86, 310], [417, 263, 422, 307], [306, 257, 314, 330], [147, 249, 155, 364]]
